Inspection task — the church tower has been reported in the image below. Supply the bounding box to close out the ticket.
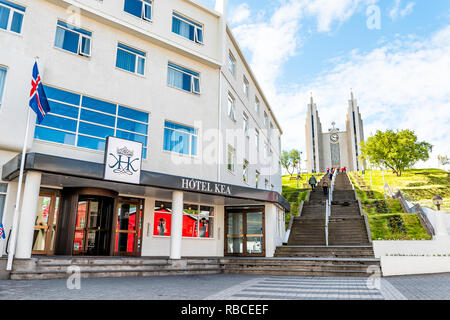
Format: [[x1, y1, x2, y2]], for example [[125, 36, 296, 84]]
[[345, 92, 365, 171], [305, 96, 323, 173], [304, 92, 365, 173]]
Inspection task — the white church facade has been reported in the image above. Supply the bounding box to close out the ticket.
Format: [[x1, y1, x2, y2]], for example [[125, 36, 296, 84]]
[[305, 93, 365, 173]]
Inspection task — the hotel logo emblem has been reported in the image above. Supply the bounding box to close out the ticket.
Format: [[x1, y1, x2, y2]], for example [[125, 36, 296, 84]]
[[104, 136, 143, 184]]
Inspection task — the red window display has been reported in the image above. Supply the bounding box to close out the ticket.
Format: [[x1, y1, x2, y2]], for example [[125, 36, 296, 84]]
[[153, 201, 213, 238]]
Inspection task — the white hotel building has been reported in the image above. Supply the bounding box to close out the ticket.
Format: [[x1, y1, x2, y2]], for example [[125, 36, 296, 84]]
[[0, 0, 288, 264]]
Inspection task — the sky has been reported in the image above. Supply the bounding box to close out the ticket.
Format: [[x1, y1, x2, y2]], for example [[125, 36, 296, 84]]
[[199, 0, 450, 170]]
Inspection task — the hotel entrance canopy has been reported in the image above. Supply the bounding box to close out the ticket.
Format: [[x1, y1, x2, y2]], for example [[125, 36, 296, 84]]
[[2, 153, 290, 211]]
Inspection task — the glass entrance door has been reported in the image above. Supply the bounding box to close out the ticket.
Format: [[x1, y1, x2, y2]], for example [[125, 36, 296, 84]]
[[32, 190, 60, 255], [114, 199, 143, 256], [73, 196, 114, 256], [225, 207, 265, 256]]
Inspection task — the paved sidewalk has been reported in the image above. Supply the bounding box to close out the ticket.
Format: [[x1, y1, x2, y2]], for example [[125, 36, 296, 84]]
[[0, 273, 449, 300]]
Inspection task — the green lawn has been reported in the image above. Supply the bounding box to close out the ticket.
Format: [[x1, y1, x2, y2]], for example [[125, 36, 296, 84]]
[[354, 168, 450, 213], [348, 171, 433, 240]]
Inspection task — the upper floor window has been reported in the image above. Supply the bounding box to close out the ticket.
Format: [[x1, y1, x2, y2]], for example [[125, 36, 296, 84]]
[[243, 160, 249, 183], [172, 12, 203, 44], [265, 179, 269, 190], [163, 121, 198, 156], [243, 76, 249, 98], [54, 20, 91, 57], [0, 183, 7, 223], [0, 0, 25, 34], [124, 0, 152, 21], [228, 51, 236, 76], [263, 111, 268, 127], [167, 62, 200, 94], [34, 85, 149, 158], [255, 96, 260, 114], [116, 43, 146, 76], [0, 67, 6, 109], [255, 170, 260, 188], [269, 122, 273, 139], [243, 112, 249, 136], [227, 93, 236, 121], [227, 145, 235, 173], [255, 128, 260, 152]]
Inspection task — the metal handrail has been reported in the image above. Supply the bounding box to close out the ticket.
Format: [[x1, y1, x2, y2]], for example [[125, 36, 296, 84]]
[[325, 199, 330, 246]]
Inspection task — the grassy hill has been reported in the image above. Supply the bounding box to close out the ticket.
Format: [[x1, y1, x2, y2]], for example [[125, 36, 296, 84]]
[[348, 170, 439, 240]]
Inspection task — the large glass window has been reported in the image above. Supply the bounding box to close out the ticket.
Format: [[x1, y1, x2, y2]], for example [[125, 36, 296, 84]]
[[167, 62, 200, 94], [243, 160, 249, 183], [163, 121, 198, 156], [34, 85, 149, 158], [255, 96, 260, 114], [0, 0, 25, 34], [172, 12, 203, 44], [116, 43, 146, 76], [0, 66, 6, 109], [243, 76, 249, 98], [54, 20, 92, 57], [0, 183, 7, 223], [124, 0, 152, 21], [153, 201, 213, 238], [243, 112, 249, 136]]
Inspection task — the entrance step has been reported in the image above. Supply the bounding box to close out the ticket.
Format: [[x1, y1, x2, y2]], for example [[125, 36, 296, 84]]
[[220, 257, 381, 277], [10, 257, 222, 280]]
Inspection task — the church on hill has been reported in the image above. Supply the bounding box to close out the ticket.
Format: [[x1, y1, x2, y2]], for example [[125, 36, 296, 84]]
[[305, 93, 365, 173]]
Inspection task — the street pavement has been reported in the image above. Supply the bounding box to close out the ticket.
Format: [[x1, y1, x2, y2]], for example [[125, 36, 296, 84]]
[[0, 273, 449, 300]]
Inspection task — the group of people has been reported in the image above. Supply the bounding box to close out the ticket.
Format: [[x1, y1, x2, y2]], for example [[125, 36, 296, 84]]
[[307, 166, 347, 196]]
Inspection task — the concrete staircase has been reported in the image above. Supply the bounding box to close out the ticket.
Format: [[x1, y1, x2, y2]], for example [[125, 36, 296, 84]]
[[9, 257, 221, 280], [268, 172, 379, 277]]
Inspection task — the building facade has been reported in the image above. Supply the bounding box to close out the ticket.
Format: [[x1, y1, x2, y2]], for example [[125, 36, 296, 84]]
[[305, 93, 365, 173], [0, 0, 288, 262]]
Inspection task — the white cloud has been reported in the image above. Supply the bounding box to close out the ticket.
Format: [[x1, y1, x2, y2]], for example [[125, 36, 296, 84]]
[[229, 3, 251, 25], [390, 0, 415, 20]]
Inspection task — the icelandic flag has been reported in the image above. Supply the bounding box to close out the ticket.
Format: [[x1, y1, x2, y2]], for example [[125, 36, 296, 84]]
[[29, 62, 50, 124], [0, 223, 5, 239]]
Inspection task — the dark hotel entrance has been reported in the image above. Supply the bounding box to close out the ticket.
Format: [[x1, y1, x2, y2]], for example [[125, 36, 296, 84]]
[[32, 187, 144, 257]]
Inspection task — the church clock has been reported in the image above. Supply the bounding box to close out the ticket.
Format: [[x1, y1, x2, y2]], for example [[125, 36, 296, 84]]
[[330, 133, 339, 143]]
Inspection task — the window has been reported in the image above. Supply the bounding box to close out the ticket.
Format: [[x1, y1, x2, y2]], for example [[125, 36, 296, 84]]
[[228, 51, 236, 76], [167, 62, 200, 94], [271, 184, 274, 191], [124, 0, 152, 21], [255, 96, 260, 114], [263, 111, 268, 128], [265, 179, 269, 190], [163, 121, 198, 156], [243, 76, 249, 98], [255, 128, 260, 153], [54, 20, 92, 57], [269, 122, 273, 140], [243, 160, 249, 183], [255, 170, 260, 188], [0, 66, 6, 108], [227, 145, 235, 173], [34, 85, 149, 158], [153, 201, 214, 238], [172, 12, 203, 44], [243, 112, 249, 136], [227, 93, 235, 121], [116, 43, 146, 75], [0, 183, 7, 223], [0, 0, 25, 34]]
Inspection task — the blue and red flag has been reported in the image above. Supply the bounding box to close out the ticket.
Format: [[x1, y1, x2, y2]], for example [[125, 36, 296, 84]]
[[29, 62, 50, 124], [0, 223, 5, 239]]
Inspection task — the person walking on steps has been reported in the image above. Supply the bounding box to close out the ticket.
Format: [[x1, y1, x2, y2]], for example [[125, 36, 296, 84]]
[[322, 181, 329, 196], [309, 174, 317, 191]]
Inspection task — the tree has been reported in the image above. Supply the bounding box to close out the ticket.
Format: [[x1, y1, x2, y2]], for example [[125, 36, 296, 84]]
[[438, 155, 449, 167], [281, 149, 302, 175], [360, 129, 432, 176]]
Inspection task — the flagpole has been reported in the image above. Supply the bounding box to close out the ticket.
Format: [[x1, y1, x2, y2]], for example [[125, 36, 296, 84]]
[[6, 61, 35, 270]]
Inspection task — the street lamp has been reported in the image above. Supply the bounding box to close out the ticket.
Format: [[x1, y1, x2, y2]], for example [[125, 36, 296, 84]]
[[432, 195, 448, 240], [380, 159, 387, 200]]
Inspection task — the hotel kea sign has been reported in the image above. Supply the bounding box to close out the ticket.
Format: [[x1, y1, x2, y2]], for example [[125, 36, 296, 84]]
[[181, 178, 232, 195], [104, 136, 143, 184]]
